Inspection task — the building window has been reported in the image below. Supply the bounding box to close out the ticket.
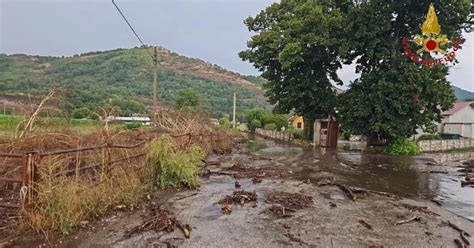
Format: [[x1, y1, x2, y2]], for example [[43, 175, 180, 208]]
[[297, 122, 302, 129]]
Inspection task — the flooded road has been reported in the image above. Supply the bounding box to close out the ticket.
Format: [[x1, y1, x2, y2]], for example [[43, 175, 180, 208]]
[[237, 135, 474, 221], [49, 134, 474, 247]]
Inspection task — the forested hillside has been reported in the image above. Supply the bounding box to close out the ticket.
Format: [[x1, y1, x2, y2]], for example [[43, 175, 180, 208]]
[[452, 85, 474, 101], [0, 46, 269, 118]]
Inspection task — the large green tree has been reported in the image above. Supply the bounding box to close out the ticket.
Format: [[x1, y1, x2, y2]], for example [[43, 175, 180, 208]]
[[239, 0, 350, 139], [174, 88, 203, 112], [338, 0, 471, 143]]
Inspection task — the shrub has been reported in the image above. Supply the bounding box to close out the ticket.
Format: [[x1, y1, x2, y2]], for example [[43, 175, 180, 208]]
[[262, 113, 288, 130], [418, 134, 441, 140], [125, 121, 142, 130], [288, 127, 303, 139], [264, 123, 277, 130], [249, 119, 262, 132], [385, 139, 422, 155], [26, 160, 148, 235], [219, 116, 231, 129], [146, 135, 205, 189], [71, 107, 91, 119]]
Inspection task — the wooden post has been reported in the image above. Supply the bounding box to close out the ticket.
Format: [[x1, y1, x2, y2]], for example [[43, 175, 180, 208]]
[[153, 46, 158, 124], [232, 92, 236, 129]]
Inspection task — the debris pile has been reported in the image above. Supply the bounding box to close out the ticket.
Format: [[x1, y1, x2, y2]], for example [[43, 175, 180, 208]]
[[227, 162, 284, 180], [125, 205, 191, 239], [269, 205, 296, 218], [218, 190, 257, 206], [266, 193, 313, 218], [266, 193, 313, 209], [218, 190, 257, 214]]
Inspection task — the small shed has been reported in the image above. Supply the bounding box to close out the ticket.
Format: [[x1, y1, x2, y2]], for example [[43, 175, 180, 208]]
[[313, 118, 338, 148]]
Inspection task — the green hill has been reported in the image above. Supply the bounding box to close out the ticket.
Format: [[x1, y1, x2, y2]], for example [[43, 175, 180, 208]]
[[0, 46, 269, 118], [452, 85, 474, 101]]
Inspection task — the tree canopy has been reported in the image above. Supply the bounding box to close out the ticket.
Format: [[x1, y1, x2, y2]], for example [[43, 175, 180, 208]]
[[241, 0, 472, 142], [338, 0, 470, 143], [239, 0, 348, 138], [174, 89, 203, 112]]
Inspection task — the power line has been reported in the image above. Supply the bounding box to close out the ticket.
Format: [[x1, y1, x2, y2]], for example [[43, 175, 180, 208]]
[[111, 0, 155, 61]]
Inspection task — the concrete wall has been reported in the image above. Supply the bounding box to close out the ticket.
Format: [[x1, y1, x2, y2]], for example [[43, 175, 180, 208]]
[[417, 139, 474, 152], [255, 128, 294, 142]]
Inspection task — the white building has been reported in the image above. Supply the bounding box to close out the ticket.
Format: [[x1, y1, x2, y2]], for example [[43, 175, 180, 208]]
[[440, 101, 474, 138]]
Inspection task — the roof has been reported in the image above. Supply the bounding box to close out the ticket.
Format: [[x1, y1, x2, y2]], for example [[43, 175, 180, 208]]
[[442, 101, 474, 116], [113, 116, 151, 122]]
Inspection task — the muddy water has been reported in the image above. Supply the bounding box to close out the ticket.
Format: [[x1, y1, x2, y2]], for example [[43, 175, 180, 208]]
[[234, 135, 474, 221]]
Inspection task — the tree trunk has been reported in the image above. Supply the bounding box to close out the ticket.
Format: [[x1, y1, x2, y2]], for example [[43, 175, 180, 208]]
[[303, 117, 315, 141]]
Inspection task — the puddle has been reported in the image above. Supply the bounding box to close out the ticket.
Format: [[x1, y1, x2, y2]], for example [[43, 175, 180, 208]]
[[243, 136, 474, 221]]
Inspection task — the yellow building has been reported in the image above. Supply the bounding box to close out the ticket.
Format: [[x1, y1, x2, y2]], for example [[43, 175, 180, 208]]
[[290, 115, 304, 130]]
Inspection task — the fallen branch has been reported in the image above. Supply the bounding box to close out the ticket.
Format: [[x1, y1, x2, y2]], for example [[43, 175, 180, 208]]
[[431, 199, 443, 206], [358, 219, 373, 230], [454, 238, 466, 248], [442, 221, 471, 237], [175, 192, 199, 201], [335, 183, 356, 201], [350, 187, 398, 199], [285, 232, 310, 246], [399, 203, 439, 216], [125, 205, 191, 239], [461, 231, 470, 246], [461, 180, 474, 187], [395, 216, 420, 226], [429, 170, 448, 174], [178, 223, 191, 239], [209, 170, 235, 176]]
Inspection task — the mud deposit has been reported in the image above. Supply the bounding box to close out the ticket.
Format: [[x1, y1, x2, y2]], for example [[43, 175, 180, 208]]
[[9, 136, 474, 247]]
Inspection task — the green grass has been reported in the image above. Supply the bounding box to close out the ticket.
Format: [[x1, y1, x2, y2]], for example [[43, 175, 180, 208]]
[[385, 139, 422, 155], [0, 115, 103, 136]]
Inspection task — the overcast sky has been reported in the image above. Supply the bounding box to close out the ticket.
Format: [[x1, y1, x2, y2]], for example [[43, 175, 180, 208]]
[[1, 0, 473, 91]]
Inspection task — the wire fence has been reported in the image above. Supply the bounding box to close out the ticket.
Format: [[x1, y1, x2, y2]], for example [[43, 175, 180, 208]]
[[0, 131, 228, 209]]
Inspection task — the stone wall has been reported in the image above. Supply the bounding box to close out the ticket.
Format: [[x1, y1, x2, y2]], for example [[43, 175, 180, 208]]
[[255, 128, 294, 142], [417, 139, 474, 152]]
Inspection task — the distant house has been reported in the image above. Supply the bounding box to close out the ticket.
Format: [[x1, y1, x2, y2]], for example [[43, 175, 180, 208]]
[[440, 101, 474, 138], [288, 86, 345, 131], [109, 115, 151, 125], [289, 115, 304, 130]]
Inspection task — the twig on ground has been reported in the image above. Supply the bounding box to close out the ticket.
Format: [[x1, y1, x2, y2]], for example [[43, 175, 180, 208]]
[[395, 216, 420, 225]]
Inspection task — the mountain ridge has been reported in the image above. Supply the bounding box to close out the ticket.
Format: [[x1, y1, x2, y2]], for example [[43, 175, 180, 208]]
[[0, 46, 269, 118]]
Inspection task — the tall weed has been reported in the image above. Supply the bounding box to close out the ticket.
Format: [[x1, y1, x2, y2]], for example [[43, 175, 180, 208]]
[[146, 135, 205, 189]]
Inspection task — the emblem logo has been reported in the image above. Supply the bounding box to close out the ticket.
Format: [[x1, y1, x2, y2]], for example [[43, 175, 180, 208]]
[[402, 3, 461, 67]]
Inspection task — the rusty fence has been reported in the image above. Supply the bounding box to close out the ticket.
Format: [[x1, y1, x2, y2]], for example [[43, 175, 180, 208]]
[[0, 132, 227, 210]]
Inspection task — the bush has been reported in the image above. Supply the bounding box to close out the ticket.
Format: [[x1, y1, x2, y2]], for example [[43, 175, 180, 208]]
[[385, 140, 422, 155], [246, 108, 267, 132], [27, 160, 147, 235], [249, 119, 262, 132], [262, 113, 288, 131], [71, 107, 91, 119], [288, 127, 303, 139], [125, 121, 142, 130], [264, 123, 277, 130], [219, 116, 231, 129], [418, 134, 441, 140], [146, 135, 205, 189]]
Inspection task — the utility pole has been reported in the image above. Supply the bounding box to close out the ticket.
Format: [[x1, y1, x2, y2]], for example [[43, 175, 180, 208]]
[[153, 46, 158, 124], [232, 92, 236, 129]]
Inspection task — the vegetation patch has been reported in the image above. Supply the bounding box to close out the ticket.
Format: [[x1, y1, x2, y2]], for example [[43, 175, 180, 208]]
[[385, 140, 422, 155], [25, 162, 148, 236], [146, 135, 205, 189], [418, 134, 441, 140]]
